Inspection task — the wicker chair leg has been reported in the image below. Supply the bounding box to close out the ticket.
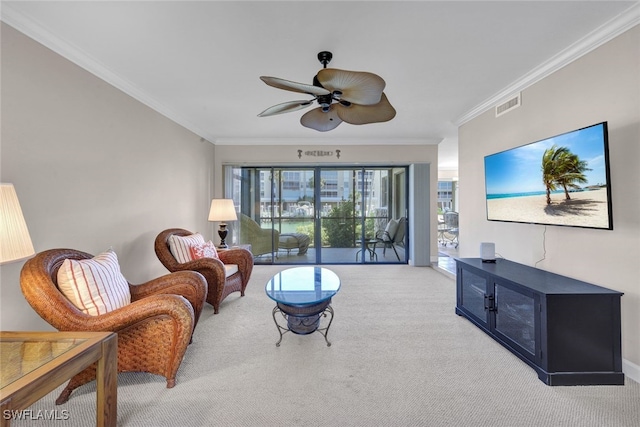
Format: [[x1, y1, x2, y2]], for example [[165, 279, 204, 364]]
[[55, 386, 73, 405]]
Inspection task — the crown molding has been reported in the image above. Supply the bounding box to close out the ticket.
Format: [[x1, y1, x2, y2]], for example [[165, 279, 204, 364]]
[[0, 3, 216, 142], [456, 2, 640, 126]]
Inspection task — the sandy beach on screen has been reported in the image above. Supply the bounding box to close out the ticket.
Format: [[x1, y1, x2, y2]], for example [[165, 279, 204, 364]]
[[487, 187, 610, 228]]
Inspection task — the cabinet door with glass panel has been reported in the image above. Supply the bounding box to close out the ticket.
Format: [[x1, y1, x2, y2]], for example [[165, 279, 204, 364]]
[[493, 282, 538, 363], [456, 264, 538, 364]]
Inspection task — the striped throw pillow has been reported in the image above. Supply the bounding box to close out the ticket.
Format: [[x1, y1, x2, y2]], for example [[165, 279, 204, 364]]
[[57, 249, 131, 316], [168, 232, 206, 264]]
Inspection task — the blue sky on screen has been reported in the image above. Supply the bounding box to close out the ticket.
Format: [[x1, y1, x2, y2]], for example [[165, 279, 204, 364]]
[[484, 123, 608, 195]]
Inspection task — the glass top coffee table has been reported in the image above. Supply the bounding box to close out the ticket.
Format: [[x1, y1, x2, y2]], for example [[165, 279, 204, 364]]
[[265, 267, 341, 347]]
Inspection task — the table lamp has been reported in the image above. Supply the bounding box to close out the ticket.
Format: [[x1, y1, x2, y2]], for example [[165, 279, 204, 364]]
[[1, 183, 35, 264], [208, 199, 237, 249]]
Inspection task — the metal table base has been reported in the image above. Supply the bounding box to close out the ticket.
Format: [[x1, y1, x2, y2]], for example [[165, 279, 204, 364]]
[[271, 299, 335, 347]]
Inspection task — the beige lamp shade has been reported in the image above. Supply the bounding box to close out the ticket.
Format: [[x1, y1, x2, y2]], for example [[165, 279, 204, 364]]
[[208, 199, 237, 222], [1, 183, 35, 264]]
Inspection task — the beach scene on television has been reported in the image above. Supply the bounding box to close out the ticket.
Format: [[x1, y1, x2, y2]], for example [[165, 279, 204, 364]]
[[484, 122, 612, 229]]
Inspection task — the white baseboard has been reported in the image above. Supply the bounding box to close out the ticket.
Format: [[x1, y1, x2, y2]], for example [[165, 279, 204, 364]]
[[623, 358, 640, 384]]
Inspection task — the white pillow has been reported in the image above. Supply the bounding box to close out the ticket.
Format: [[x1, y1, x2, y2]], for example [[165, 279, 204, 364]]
[[384, 219, 399, 241], [168, 233, 205, 264], [57, 249, 131, 316]]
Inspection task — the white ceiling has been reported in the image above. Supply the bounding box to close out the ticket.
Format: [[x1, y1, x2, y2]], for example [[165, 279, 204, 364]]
[[2, 1, 638, 171]]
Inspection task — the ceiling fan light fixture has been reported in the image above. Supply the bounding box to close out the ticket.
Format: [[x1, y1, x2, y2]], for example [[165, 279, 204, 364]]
[[316, 93, 333, 111]]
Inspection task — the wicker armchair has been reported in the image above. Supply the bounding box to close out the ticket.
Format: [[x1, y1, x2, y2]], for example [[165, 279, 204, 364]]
[[155, 228, 254, 314], [19, 248, 208, 404]]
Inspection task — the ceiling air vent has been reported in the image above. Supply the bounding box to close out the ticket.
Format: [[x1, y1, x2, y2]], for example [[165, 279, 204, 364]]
[[495, 93, 521, 117]]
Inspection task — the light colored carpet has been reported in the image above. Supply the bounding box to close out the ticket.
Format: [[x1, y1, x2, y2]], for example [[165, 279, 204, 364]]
[[14, 265, 640, 426]]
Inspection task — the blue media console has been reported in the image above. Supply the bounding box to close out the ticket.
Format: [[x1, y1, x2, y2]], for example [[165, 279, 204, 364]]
[[455, 258, 624, 386]]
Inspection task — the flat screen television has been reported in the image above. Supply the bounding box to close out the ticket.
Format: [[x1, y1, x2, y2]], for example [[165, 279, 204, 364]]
[[484, 121, 613, 230]]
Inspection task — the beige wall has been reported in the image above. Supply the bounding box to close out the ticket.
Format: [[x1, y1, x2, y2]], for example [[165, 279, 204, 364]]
[[214, 144, 440, 264], [0, 24, 216, 330], [458, 26, 640, 378]]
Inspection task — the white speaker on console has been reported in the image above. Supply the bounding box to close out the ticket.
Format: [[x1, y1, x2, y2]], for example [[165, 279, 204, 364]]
[[480, 242, 496, 263]]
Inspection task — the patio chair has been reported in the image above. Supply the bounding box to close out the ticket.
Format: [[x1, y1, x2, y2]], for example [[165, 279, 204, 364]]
[[374, 217, 407, 261], [239, 213, 280, 257], [442, 211, 459, 248]]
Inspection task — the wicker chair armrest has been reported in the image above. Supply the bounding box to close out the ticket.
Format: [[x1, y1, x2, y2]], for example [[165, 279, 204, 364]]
[[169, 258, 227, 301], [54, 294, 195, 332], [218, 248, 252, 270], [162, 257, 226, 286], [130, 271, 207, 301], [110, 294, 194, 331]]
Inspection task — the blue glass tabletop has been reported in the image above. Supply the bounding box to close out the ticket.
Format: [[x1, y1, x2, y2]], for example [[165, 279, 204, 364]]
[[265, 267, 341, 306]]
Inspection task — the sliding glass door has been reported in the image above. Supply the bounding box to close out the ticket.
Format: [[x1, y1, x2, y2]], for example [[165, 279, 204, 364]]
[[317, 168, 360, 264], [270, 168, 316, 261], [225, 165, 408, 265]]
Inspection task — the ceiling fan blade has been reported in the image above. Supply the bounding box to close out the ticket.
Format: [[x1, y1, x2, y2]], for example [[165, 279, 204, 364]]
[[317, 68, 386, 105], [336, 93, 396, 125], [260, 76, 330, 96], [258, 100, 314, 117], [300, 107, 342, 132]]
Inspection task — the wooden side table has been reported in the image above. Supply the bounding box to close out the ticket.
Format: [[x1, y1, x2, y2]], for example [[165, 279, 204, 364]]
[[0, 331, 117, 426]]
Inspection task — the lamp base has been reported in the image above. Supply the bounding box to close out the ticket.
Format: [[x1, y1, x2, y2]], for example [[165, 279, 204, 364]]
[[217, 224, 229, 249]]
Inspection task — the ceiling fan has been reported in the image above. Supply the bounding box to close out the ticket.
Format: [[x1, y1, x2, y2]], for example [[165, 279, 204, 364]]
[[258, 51, 396, 132]]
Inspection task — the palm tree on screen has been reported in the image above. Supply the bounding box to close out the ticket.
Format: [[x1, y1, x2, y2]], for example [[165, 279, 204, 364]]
[[541, 145, 590, 204], [542, 145, 569, 205], [555, 153, 590, 200]]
